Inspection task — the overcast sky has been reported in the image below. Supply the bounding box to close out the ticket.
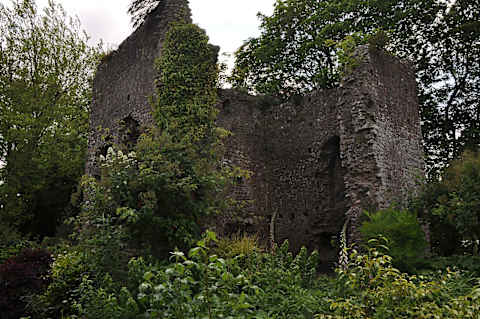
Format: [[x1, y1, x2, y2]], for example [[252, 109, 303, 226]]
[[8, 0, 275, 60]]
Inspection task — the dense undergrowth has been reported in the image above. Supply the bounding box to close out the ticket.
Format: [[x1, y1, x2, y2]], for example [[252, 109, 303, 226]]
[[1, 233, 480, 318]]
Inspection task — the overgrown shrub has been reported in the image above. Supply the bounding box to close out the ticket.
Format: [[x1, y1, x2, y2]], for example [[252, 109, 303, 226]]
[[319, 246, 480, 319], [410, 178, 461, 256], [63, 231, 328, 319], [0, 248, 52, 319], [360, 208, 426, 272], [412, 149, 480, 256], [31, 249, 95, 318], [432, 150, 480, 255], [214, 232, 263, 259], [28, 232, 480, 319]]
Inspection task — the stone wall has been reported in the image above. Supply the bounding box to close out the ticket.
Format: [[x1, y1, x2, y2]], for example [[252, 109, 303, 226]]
[[213, 48, 424, 267], [86, 1, 425, 268], [86, 0, 191, 177], [337, 47, 424, 242]]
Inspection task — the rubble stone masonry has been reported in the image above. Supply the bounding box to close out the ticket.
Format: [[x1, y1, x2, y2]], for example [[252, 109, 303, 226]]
[[86, 0, 425, 268]]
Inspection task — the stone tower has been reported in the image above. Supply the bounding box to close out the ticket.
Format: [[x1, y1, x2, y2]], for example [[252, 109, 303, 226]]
[[86, 1, 424, 267]]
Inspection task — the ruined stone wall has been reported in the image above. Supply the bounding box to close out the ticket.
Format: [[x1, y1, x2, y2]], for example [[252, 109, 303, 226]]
[[87, 0, 424, 268], [86, 0, 191, 176], [367, 50, 424, 204], [262, 89, 346, 261], [214, 90, 269, 235], [213, 49, 424, 267], [337, 47, 424, 241]]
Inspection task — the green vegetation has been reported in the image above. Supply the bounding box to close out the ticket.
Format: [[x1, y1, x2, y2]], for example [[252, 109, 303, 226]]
[[360, 209, 427, 272], [1, 0, 480, 318], [413, 150, 480, 256], [0, 0, 101, 240], [4, 234, 479, 319]]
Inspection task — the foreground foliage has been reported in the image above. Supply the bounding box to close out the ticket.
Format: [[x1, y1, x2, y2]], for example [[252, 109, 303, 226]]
[[3, 234, 475, 319], [322, 247, 480, 319]]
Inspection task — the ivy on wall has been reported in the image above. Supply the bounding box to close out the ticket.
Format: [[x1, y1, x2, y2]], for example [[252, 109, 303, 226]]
[[73, 21, 246, 259]]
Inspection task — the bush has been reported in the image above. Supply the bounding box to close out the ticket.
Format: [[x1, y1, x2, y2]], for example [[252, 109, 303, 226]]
[[214, 232, 263, 259], [0, 248, 52, 319], [322, 247, 480, 319], [412, 149, 480, 256], [32, 250, 92, 318], [432, 150, 480, 255], [360, 208, 427, 272], [410, 178, 462, 256]]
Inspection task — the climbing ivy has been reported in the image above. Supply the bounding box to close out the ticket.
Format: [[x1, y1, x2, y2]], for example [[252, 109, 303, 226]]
[[153, 21, 220, 148], [72, 21, 246, 258]]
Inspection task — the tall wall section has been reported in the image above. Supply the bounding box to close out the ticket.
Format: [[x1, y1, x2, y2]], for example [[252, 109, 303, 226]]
[[337, 47, 424, 241], [86, 0, 191, 176]]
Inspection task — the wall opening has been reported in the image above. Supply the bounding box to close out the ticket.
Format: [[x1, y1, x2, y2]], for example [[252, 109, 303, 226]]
[[313, 135, 347, 268], [119, 116, 141, 151]]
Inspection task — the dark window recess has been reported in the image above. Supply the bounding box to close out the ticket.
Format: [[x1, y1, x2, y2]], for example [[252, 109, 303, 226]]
[[98, 143, 112, 158], [321, 136, 346, 212], [97, 134, 113, 158], [119, 116, 141, 151]]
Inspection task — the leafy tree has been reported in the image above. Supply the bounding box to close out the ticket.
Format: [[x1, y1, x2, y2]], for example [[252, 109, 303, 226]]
[[128, 0, 162, 28], [0, 0, 101, 238], [232, 0, 480, 176], [416, 0, 480, 178], [231, 0, 439, 97], [431, 150, 480, 255]]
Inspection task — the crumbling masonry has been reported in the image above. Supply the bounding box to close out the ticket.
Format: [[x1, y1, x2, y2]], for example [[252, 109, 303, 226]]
[[86, 0, 424, 267]]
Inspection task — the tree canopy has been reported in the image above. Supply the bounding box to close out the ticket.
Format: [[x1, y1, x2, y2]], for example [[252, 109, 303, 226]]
[[0, 0, 101, 238], [232, 0, 480, 177]]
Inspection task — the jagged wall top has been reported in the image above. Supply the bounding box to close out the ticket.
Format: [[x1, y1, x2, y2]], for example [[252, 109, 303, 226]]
[[86, 0, 191, 175]]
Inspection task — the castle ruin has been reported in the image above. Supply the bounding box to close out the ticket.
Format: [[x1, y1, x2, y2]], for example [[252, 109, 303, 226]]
[[86, 0, 424, 267]]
